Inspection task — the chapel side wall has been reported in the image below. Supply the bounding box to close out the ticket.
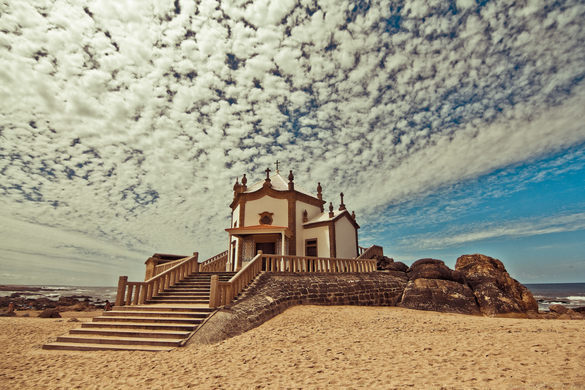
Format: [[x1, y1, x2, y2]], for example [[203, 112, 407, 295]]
[[295, 201, 322, 255], [335, 217, 357, 258], [244, 196, 288, 227], [232, 204, 240, 227], [302, 226, 330, 257]]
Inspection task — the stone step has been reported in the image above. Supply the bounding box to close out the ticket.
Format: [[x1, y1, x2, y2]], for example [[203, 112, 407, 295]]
[[157, 292, 209, 297], [165, 286, 209, 292], [112, 306, 214, 313], [82, 322, 197, 331], [146, 299, 209, 305], [150, 295, 209, 303], [42, 342, 172, 352], [56, 335, 182, 347], [103, 311, 208, 319], [93, 316, 203, 324], [70, 328, 189, 339]]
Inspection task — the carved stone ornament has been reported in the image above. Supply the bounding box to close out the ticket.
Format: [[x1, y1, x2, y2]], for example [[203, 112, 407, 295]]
[[259, 211, 274, 225]]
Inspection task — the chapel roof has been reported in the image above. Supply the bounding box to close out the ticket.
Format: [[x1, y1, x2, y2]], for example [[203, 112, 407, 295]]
[[244, 171, 313, 197]]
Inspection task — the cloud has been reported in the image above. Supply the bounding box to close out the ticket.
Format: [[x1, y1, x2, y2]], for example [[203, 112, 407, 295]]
[[400, 212, 585, 250], [0, 0, 584, 284]]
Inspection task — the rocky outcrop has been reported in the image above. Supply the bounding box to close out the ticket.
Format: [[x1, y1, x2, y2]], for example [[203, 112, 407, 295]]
[[376, 255, 409, 272], [455, 254, 538, 316], [399, 259, 480, 315], [39, 308, 61, 318]]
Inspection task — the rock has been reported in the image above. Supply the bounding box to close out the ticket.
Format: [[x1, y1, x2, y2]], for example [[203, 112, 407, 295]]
[[39, 308, 61, 318], [549, 304, 570, 314], [399, 278, 480, 315], [0, 310, 16, 317], [408, 258, 465, 284], [573, 306, 585, 313], [455, 254, 538, 316]]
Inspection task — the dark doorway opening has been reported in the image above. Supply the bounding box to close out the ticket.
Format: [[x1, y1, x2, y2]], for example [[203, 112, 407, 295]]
[[256, 242, 276, 255]]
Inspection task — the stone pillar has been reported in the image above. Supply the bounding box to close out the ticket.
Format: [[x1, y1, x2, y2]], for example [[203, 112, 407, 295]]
[[144, 257, 156, 280], [115, 276, 128, 306]]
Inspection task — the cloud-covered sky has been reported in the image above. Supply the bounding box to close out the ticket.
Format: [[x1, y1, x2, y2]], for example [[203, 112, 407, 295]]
[[1, 0, 584, 285]]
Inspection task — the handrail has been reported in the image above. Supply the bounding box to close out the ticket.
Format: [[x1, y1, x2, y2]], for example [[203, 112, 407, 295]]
[[262, 254, 377, 273], [115, 252, 199, 306], [209, 253, 262, 307], [209, 253, 377, 308], [152, 258, 184, 277], [200, 250, 228, 272], [356, 245, 383, 260]]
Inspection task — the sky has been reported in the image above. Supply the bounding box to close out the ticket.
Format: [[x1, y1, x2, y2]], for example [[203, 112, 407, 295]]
[[1, 0, 584, 286]]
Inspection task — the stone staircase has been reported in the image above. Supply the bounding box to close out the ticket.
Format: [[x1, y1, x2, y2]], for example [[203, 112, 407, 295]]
[[43, 272, 235, 352]]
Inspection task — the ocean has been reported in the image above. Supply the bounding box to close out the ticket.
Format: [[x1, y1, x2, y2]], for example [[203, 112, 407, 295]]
[[0, 285, 117, 305], [525, 283, 585, 312], [1, 283, 584, 312]]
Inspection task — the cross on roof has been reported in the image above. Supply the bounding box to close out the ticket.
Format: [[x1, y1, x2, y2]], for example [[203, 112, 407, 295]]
[[275, 160, 280, 173], [265, 167, 271, 180]]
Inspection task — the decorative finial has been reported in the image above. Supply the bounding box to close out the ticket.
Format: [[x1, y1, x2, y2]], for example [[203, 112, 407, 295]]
[[317, 182, 324, 211], [351, 210, 356, 220], [328, 202, 334, 218], [288, 170, 294, 191], [241, 174, 247, 186], [302, 209, 308, 222], [339, 192, 346, 211], [233, 177, 240, 192], [275, 160, 280, 173], [263, 168, 272, 188]]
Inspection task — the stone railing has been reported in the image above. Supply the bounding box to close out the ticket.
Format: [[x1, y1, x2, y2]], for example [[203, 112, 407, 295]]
[[152, 258, 184, 277], [115, 253, 199, 306], [209, 253, 377, 307], [356, 245, 384, 260], [200, 250, 228, 272], [144, 253, 188, 280], [209, 253, 263, 307]]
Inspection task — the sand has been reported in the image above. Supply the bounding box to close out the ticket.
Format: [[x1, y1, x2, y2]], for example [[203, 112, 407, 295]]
[[1, 306, 584, 389]]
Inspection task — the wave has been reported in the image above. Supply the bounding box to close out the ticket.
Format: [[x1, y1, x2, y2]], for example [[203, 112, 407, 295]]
[[566, 296, 585, 301]]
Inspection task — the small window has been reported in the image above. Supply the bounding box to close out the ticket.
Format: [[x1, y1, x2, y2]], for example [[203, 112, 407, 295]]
[[306, 239, 317, 257]]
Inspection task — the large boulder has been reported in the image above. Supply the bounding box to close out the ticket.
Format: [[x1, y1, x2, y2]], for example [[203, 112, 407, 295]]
[[455, 254, 538, 316], [407, 258, 465, 284], [399, 278, 480, 315], [399, 258, 479, 314], [376, 256, 409, 272]]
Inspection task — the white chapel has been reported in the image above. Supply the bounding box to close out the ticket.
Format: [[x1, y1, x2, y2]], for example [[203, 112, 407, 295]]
[[225, 164, 360, 271]]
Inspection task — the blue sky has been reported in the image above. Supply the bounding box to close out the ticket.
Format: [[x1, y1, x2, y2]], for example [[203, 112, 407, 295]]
[[1, 0, 584, 285]]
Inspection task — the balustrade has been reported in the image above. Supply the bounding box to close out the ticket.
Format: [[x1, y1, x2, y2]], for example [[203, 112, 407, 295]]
[[200, 250, 228, 272], [115, 253, 199, 306], [209, 253, 377, 308]]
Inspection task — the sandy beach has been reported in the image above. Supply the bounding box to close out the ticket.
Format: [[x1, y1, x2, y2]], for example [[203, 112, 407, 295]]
[[1, 305, 584, 389]]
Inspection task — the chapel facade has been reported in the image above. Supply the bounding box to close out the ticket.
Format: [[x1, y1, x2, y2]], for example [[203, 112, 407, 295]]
[[225, 165, 360, 271]]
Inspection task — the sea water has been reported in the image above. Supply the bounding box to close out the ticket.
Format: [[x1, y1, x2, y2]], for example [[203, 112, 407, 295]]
[[525, 283, 585, 312], [0, 285, 117, 304]]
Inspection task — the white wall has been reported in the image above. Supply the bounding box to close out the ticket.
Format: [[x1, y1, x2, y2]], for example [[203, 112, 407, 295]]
[[295, 201, 322, 254], [335, 216, 357, 258], [244, 196, 288, 227], [302, 225, 330, 257], [232, 204, 240, 227]]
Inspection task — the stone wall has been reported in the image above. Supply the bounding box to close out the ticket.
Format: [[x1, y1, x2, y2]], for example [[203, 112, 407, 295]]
[[190, 253, 539, 345], [190, 271, 407, 344]]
